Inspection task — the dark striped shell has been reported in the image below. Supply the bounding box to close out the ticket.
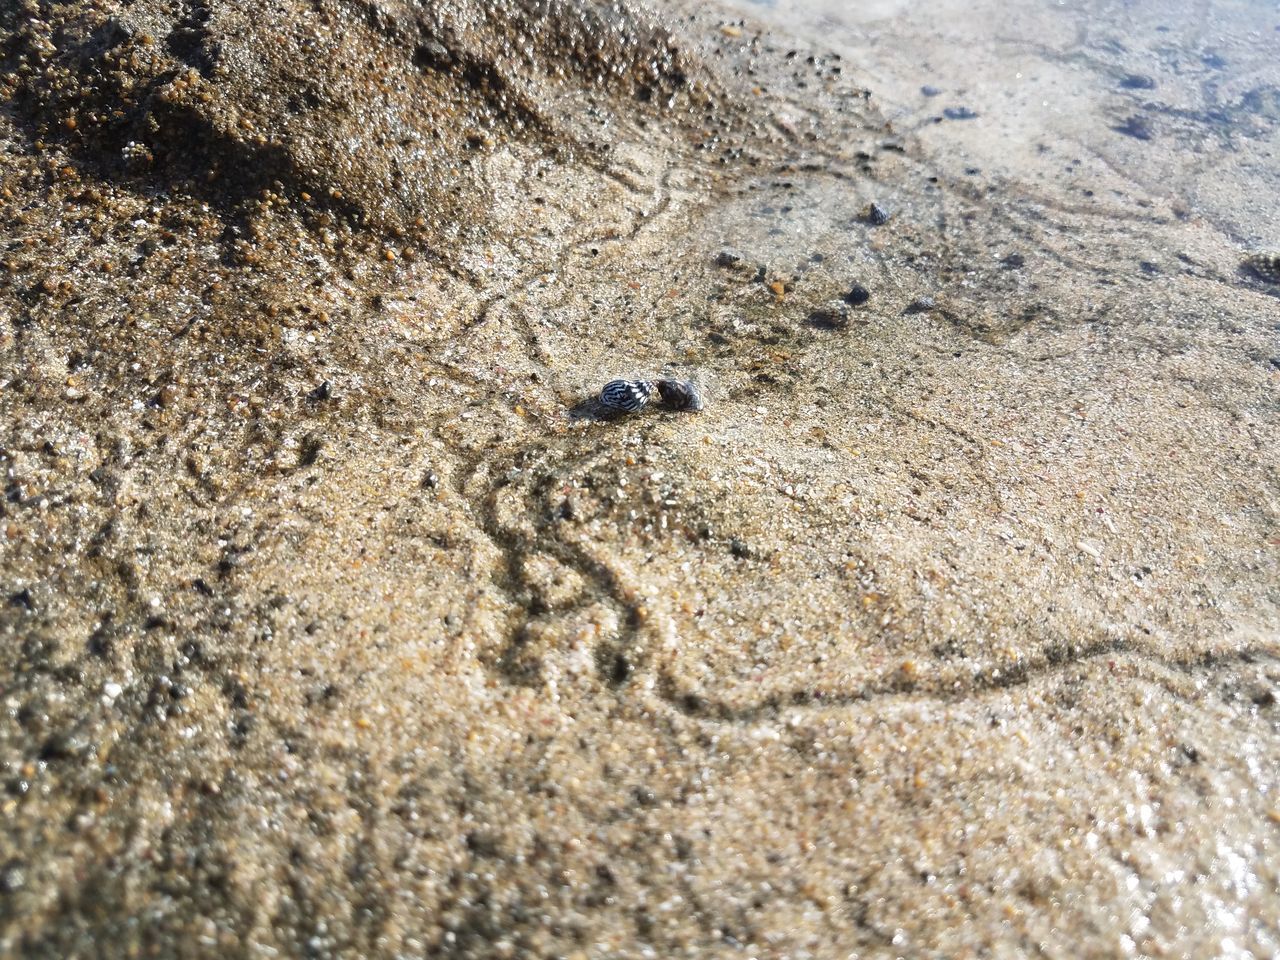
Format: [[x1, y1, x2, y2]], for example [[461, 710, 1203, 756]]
[[657, 379, 704, 412], [1242, 252, 1280, 284], [599, 379, 654, 413]]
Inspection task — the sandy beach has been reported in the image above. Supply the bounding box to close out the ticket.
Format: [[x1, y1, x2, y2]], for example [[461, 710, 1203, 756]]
[[1, 0, 1277, 956]]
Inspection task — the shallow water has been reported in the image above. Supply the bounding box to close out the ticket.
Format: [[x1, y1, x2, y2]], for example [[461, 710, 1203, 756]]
[[726, 0, 1280, 245]]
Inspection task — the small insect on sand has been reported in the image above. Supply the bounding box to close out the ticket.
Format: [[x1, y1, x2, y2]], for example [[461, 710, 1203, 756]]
[[599, 379, 654, 413], [656, 379, 704, 412]]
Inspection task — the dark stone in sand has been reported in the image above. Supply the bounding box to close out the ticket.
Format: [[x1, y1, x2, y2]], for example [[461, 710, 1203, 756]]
[[1113, 115, 1153, 140], [1119, 73, 1156, 90], [843, 283, 871, 306]]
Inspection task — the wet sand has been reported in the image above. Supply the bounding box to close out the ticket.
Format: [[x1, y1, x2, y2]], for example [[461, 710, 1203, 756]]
[[1, 0, 1278, 956]]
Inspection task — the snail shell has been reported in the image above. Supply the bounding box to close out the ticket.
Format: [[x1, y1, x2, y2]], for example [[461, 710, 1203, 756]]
[[657, 379, 704, 412], [599, 379, 654, 413], [1242, 252, 1280, 284]]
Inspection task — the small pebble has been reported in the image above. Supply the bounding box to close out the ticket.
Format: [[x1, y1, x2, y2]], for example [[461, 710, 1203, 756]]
[[1119, 73, 1156, 90], [920, 85, 942, 97], [416, 39, 451, 66], [943, 106, 978, 120], [843, 284, 871, 306], [0, 864, 25, 894]]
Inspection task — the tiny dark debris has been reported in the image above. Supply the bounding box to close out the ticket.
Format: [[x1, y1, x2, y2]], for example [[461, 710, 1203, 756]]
[[902, 296, 936, 315], [608, 652, 632, 684], [298, 435, 323, 467], [40, 731, 91, 762], [943, 106, 978, 120], [464, 831, 502, 858], [1112, 115, 1153, 140]]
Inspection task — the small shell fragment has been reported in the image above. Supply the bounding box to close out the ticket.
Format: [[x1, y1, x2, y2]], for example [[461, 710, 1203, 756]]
[[599, 379, 654, 413], [657, 379, 704, 412]]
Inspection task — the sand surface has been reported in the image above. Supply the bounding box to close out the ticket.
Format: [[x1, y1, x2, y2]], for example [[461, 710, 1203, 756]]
[[1, 0, 1278, 956]]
